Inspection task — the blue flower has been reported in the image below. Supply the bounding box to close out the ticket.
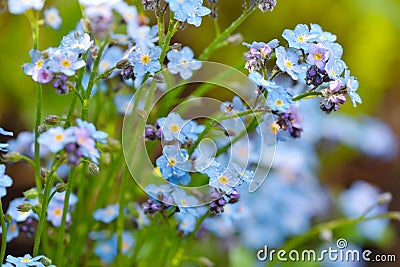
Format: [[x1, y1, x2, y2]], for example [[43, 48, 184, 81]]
[[166, 0, 211, 27], [113, 93, 134, 115], [0, 165, 12, 198], [48, 48, 86, 76], [38, 126, 75, 153], [155, 145, 191, 185], [114, 1, 139, 29], [44, 7, 62, 30], [7, 197, 33, 222], [0, 220, 19, 242], [0, 127, 13, 152], [207, 165, 241, 194], [275, 46, 306, 80], [94, 238, 117, 263], [310, 23, 337, 43], [157, 112, 187, 142], [175, 212, 196, 235], [7, 0, 44, 15], [128, 25, 158, 50], [60, 32, 93, 54], [171, 188, 207, 217], [267, 84, 293, 113], [167, 46, 202, 79], [98, 46, 124, 78], [6, 254, 45, 267], [128, 46, 162, 77], [325, 58, 346, 80], [180, 121, 205, 143], [76, 119, 108, 144], [339, 181, 389, 241], [93, 204, 120, 223], [342, 70, 361, 107], [47, 200, 70, 227], [23, 49, 53, 84], [282, 24, 316, 50], [306, 42, 330, 70]]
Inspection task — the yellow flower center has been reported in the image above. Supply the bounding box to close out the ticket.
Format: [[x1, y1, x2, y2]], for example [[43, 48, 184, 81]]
[[141, 55, 150, 64], [61, 59, 71, 68], [296, 35, 306, 43], [284, 60, 293, 69], [21, 258, 31, 263], [181, 199, 188, 206], [270, 123, 279, 134], [35, 59, 44, 69], [54, 208, 62, 216], [169, 158, 177, 167], [169, 124, 179, 133], [107, 209, 114, 215], [275, 99, 283, 106], [55, 134, 64, 141], [10, 224, 16, 232], [314, 52, 322, 61], [219, 176, 228, 185]]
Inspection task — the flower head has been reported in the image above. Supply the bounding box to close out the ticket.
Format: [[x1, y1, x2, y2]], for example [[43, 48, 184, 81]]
[[7, 0, 44, 15], [6, 254, 46, 267], [38, 126, 75, 153], [306, 42, 330, 70], [44, 7, 62, 30], [167, 46, 202, 79], [93, 204, 120, 223], [275, 46, 306, 80], [128, 46, 161, 77], [156, 145, 191, 185], [60, 32, 93, 54], [0, 165, 12, 198], [282, 24, 316, 50], [48, 48, 86, 76], [166, 0, 211, 27]]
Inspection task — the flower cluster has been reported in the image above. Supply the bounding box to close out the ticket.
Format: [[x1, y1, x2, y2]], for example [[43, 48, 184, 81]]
[[38, 119, 107, 165], [23, 31, 92, 90]]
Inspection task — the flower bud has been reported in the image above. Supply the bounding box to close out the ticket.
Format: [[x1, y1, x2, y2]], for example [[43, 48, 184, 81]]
[[17, 202, 33, 212], [23, 188, 39, 199], [2, 152, 22, 163], [55, 183, 67, 193], [44, 115, 60, 125], [116, 59, 130, 69], [377, 192, 392, 206], [88, 163, 100, 176]]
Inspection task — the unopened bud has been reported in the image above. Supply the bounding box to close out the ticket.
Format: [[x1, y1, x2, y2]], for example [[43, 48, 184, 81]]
[[55, 183, 67, 193], [38, 125, 47, 134], [227, 33, 243, 45], [23, 188, 39, 199], [88, 163, 100, 176], [116, 59, 130, 69], [40, 167, 49, 179], [172, 43, 182, 51], [17, 202, 33, 212], [40, 257, 52, 266], [5, 214, 12, 224], [377, 192, 392, 206], [44, 115, 60, 125], [2, 152, 22, 162]]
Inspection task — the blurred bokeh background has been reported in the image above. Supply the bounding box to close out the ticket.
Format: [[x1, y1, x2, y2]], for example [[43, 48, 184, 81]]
[[0, 0, 399, 266]]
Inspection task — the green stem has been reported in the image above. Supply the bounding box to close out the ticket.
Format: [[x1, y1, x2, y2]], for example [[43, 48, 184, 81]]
[[159, 17, 180, 64], [266, 212, 400, 267], [30, 13, 43, 199], [117, 167, 129, 256], [199, 6, 256, 61], [292, 90, 322, 101], [0, 199, 8, 263], [55, 167, 76, 264], [33, 159, 59, 256], [81, 41, 108, 120]]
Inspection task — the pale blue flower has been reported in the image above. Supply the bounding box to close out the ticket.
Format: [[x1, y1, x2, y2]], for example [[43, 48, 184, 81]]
[[48, 48, 86, 76], [342, 70, 361, 107], [128, 46, 162, 77], [0, 127, 13, 152], [0, 220, 19, 242], [167, 46, 202, 79], [44, 7, 62, 30], [47, 200, 70, 227], [156, 145, 191, 185], [166, 0, 211, 27], [175, 212, 196, 235], [128, 25, 158, 50], [282, 24, 316, 50], [60, 32, 93, 54], [275, 46, 306, 80], [93, 204, 120, 223], [38, 126, 75, 153], [310, 23, 337, 43], [207, 165, 241, 194], [157, 112, 187, 142], [6, 254, 45, 267], [325, 58, 346, 80], [0, 165, 12, 198], [7, 0, 44, 15]]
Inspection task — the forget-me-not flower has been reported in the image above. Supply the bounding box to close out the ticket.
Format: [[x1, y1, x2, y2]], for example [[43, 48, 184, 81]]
[[167, 46, 202, 79]]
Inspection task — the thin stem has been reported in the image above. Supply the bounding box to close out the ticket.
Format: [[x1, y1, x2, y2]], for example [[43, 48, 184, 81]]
[[117, 167, 129, 256], [0, 199, 8, 263], [292, 90, 322, 101], [199, 6, 256, 61], [81, 41, 108, 120], [55, 167, 76, 264], [159, 17, 180, 65], [33, 158, 60, 256], [30, 12, 43, 199]]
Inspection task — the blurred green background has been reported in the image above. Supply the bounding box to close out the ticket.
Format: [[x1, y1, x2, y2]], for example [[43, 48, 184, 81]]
[[0, 0, 399, 266]]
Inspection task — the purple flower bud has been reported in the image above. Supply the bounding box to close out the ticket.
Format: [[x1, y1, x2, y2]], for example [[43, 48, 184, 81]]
[[228, 189, 241, 203]]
